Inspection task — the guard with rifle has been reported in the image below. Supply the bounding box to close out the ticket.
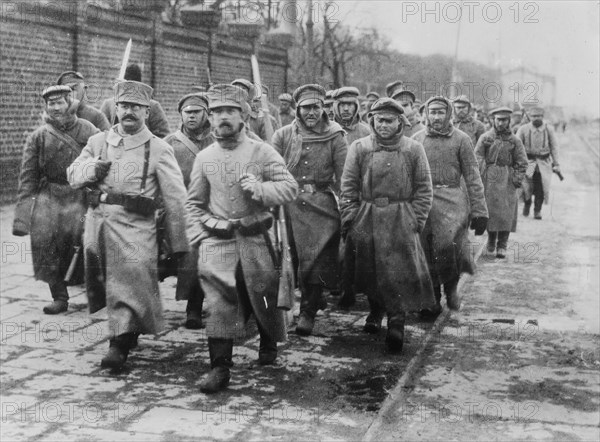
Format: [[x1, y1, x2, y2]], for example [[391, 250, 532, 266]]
[[186, 84, 298, 394], [68, 80, 189, 370], [12, 85, 99, 314]]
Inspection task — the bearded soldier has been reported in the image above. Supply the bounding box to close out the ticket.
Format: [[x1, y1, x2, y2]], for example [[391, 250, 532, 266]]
[[278, 93, 295, 127], [13, 85, 99, 314], [413, 96, 488, 317], [68, 80, 189, 369], [476, 107, 528, 259], [272, 84, 348, 336], [163, 93, 214, 329], [516, 106, 561, 220], [56, 71, 110, 131], [186, 84, 297, 393], [332, 87, 371, 145], [452, 95, 486, 147], [340, 98, 435, 352]]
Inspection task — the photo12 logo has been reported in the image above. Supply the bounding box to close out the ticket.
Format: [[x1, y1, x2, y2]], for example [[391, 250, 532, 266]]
[[401, 1, 540, 24]]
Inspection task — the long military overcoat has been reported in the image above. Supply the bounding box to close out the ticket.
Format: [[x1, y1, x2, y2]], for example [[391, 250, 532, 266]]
[[68, 126, 189, 337], [340, 134, 436, 312], [13, 115, 99, 286], [186, 129, 298, 342], [475, 129, 528, 232], [413, 127, 488, 286]]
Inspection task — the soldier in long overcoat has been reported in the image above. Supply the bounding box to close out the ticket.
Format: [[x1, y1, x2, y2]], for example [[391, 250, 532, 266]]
[[186, 84, 298, 393], [516, 106, 561, 220], [13, 86, 99, 314], [271, 84, 348, 336], [340, 98, 435, 353], [476, 107, 528, 258], [68, 81, 189, 369], [452, 95, 486, 147], [164, 93, 214, 329], [413, 96, 488, 316]]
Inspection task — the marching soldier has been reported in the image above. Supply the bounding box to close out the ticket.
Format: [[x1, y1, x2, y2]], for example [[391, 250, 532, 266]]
[[186, 84, 298, 393], [413, 96, 488, 317], [100, 64, 170, 138], [231, 79, 278, 141], [272, 84, 348, 336], [476, 107, 528, 258], [13, 85, 99, 314], [163, 93, 214, 329], [332, 87, 371, 144], [323, 90, 335, 121], [278, 93, 295, 127], [68, 80, 189, 369], [516, 105, 561, 220], [387, 84, 423, 137], [340, 98, 435, 352], [452, 95, 486, 147], [56, 71, 110, 131], [361, 91, 380, 123]]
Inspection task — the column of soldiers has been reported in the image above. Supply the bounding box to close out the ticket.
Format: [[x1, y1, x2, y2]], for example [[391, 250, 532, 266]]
[[13, 70, 560, 394]]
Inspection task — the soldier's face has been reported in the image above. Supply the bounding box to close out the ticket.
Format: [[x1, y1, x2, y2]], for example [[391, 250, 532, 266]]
[[182, 108, 207, 132], [299, 103, 323, 128], [339, 102, 357, 120], [530, 111, 544, 127], [454, 103, 469, 118], [398, 99, 414, 117], [250, 98, 261, 113], [65, 81, 85, 101], [45, 96, 69, 119], [280, 101, 291, 112], [117, 102, 149, 134], [210, 106, 243, 136], [428, 107, 447, 130], [373, 113, 400, 139], [494, 115, 511, 131]]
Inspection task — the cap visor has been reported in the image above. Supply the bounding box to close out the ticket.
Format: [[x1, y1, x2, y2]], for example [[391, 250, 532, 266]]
[[297, 98, 322, 106]]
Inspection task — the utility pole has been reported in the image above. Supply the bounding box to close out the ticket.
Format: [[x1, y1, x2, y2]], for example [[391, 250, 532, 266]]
[[306, 0, 315, 83]]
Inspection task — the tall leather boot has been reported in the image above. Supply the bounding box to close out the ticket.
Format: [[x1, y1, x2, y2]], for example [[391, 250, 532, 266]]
[[420, 286, 442, 319], [296, 284, 322, 336], [101, 332, 136, 369], [200, 338, 233, 394], [43, 281, 69, 315], [386, 313, 406, 353], [522, 200, 531, 217], [363, 296, 385, 334], [257, 324, 277, 366], [185, 293, 204, 330], [444, 276, 461, 310]]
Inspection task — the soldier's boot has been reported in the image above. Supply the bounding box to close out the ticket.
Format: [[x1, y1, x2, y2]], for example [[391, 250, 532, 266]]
[[363, 297, 385, 334], [337, 285, 356, 310], [523, 200, 531, 217], [444, 276, 461, 311], [296, 285, 322, 336], [258, 324, 277, 366], [487, 232, 497, 255], [386, 313, 406, 353], [420, 286, 442, 319], [101, 333, 136, 369], [43, 282, 69, 315], [184, 295, 204, 330], [534, 210, 542, 220], [200, 338, 233, 394]]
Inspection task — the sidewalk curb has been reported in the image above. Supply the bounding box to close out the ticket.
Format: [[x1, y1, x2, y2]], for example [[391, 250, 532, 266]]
[[362, 242, 486, 442]]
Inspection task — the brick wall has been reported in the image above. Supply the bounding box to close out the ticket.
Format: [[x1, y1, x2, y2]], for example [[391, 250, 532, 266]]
[[0, 3, 287, 203]]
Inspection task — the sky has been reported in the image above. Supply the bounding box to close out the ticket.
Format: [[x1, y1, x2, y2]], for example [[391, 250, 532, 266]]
[[332, 0, 599, 117]]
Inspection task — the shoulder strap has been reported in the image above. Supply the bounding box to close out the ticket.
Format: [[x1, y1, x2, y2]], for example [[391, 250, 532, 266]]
[[44, 123, 83, 156], [140, 139, 151, 194]]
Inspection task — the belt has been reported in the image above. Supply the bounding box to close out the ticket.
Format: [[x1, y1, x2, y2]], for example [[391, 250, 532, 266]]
[[433, 184, 460, 188], [99, 193, 126, 206], [298, 182, 331, 193], [364, 197, 407, 207], [527, 153, 550, 160]]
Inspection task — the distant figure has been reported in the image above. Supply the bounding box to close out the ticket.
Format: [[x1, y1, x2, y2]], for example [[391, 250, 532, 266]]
[[324, 90, 335, 121], [100, 64, 170, 138], [332, 87, 371, 144], [388, 86, 423, 138], [361, 91, 380, 123], [231, 79, 279, 142], [278, 93, 295, 127], [476, 107, 528, 259], [516, 106, 561, 220], [13, 86, 99, 314], [452, 95, 486, 147]]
